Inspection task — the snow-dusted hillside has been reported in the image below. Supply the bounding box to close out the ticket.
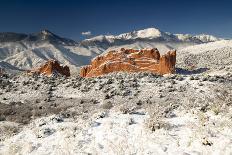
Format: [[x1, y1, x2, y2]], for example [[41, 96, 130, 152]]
[[178, 40, 232, 54], [0, 42, 101, 72], [177, 40, 232, 74], [0, 61, 23, 73]]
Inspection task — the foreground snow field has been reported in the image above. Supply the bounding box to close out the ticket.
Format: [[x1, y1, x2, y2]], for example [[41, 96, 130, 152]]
[[1, 109, 232, 155], [0, 72, 231, 155]]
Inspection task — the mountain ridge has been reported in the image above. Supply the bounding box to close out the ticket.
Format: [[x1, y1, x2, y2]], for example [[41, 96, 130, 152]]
[[0, 30, 77, 45], [83, 27, 221, 44]]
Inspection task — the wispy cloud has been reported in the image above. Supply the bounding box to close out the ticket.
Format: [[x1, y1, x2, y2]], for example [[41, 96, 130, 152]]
[[81, 31, 92, 36]]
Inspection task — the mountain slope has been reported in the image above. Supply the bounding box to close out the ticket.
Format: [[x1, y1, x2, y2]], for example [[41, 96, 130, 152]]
[[0, 61, 23, 74], [177, 40, 232, 74], [0, 31, 104, 73], [0, 42, 101, 73]]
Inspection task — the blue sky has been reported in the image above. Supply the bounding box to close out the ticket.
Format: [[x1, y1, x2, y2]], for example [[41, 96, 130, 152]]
[[0, 0, 231, 40]]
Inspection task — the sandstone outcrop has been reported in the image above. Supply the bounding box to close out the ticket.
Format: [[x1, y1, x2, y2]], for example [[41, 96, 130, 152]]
[[80, 48, 176, 77], [27, 60, 70, 77]]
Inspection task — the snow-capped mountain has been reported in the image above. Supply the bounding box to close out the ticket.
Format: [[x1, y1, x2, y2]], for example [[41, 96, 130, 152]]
[[0, 27, 224, 73], [83, 28, 220, 44], [117, 28, 168, 40], [81, 27, 221, 54], [193, 34, 220, 43]]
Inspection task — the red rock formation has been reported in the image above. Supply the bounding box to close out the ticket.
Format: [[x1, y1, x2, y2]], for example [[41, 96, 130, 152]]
[[27, 60, 70, 77], [80, 48, 176, 77]]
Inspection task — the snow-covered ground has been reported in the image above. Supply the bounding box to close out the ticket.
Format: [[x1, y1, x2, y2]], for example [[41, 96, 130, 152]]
[[0, 72, 231, 155], [1, 108, 232, 154]]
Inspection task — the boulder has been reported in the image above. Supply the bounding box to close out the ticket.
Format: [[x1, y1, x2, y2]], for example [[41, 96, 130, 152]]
[[27, 60, 70, 77], [80, 48, 176, 77]]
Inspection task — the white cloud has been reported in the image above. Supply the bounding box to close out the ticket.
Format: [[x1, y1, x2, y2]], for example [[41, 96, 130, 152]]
[[81, 31, 92, 36]]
